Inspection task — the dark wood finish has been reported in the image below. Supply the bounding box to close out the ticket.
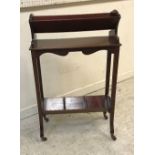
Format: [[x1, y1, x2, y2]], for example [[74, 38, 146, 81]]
[[105, 51, 112, 96], [44, 96, 111, 114], [31, 52, 47, 141], [29, 10, 120, 33], [29, 10, 121, 141], [103, 51, 112, 120], [30, 36, 120, 52], [110, 50, 120, 140]]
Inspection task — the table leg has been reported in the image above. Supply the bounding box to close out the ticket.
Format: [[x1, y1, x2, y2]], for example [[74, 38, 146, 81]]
[[110, 49, 120, 140], [104, 51, 112, 119], [105, 51, 112, 96], [37, 56, 49, 122], [31, 52, 47, 141]]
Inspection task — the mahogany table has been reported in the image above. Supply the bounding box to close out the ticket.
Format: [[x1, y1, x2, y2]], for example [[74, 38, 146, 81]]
[[29, 10, 121, 141]]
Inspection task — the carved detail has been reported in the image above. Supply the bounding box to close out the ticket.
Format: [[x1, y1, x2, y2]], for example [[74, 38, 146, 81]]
[[38, 50, 101, 57], [52, 51, 69, 56], [82, 50, 99, 55], [39, 51, 69, 57]]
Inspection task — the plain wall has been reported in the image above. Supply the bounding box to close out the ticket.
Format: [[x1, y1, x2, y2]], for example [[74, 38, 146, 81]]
[[20, 0, 133, 117]]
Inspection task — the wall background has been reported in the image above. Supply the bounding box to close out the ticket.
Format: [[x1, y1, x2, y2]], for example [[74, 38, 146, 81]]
[[20, 0, 123, 8], [20, 0, 133, 118], [21, 0, 94, 8]]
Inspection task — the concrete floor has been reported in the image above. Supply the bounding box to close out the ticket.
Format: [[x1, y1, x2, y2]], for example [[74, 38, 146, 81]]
[[21, 78, 133, 155]]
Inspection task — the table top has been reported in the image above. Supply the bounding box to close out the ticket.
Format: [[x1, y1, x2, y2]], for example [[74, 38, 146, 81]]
[[30, 36, 121, 52]]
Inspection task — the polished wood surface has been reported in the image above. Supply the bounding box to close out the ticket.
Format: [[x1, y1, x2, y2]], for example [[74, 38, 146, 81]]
[[30, 36, 120, 52], [44, 96, 110, 114], [29, 10, 120, 33], [29, 10, 121, 141]]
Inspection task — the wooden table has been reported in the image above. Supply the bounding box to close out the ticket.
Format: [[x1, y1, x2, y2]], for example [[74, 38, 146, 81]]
[[29, 10, 121, 141]]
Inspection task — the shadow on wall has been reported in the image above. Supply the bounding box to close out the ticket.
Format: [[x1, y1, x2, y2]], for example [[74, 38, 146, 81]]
[[20, 0, 127, 12]]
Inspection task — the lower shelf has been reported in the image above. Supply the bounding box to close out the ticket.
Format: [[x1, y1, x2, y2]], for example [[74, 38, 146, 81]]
[[44, 95, 111, 114]]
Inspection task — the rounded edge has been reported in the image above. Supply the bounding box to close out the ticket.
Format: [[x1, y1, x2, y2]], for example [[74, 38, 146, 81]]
[[41, 137, 47, 141], [111, 134, 117, 141]]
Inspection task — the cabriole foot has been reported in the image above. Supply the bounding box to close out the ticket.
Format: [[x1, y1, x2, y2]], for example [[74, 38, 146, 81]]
[[111, 133, 117, 141], [44, 116, 49, 122], [103, 112, 108, 120], [41, 136, 47, 141]]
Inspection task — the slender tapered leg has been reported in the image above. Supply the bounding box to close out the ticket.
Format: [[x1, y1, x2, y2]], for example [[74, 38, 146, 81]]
[[110, 49, 120, 141], [105, 51, 112, 96], [37, 57, 49, 122], [31, 52, 47, 141], [104, 51, 112, 119]]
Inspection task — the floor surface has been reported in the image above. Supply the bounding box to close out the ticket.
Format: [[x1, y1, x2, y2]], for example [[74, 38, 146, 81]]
[[21, 78, 133, 155]]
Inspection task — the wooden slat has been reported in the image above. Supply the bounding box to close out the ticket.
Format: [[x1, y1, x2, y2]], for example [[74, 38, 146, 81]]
[[65, 97, 86, 110], [44, 98, 64, 111], [85, 96, 105, 110], [44, 95, 109, 114]]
